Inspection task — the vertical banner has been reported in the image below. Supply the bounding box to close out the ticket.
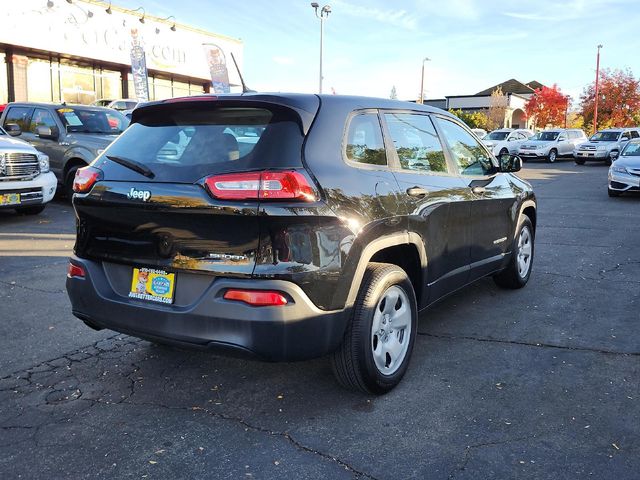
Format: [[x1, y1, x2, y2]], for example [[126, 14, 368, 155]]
[[203, 43, 230, 93], [130, 28, 149, 102]]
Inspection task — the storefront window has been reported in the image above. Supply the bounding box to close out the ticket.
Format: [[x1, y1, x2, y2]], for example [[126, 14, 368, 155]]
[[173, 80, 190, 98], [190, 83, 205, 96], [153, 77, 172, 100], [27, 58, 53, 102], [60, 64, 96, 105], [99, 70, 122, 102]]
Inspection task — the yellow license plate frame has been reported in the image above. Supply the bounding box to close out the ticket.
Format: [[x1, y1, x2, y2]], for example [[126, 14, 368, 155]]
[[128, 267, 175, 304]]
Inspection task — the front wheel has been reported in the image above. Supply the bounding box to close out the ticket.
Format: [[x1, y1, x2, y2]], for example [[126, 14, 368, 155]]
[[605, 151, 617, 166], [331, 262, 417, 395], [575, 158, 585, 165], [547, 149, 557, 163], [494, 215, 534, 289]]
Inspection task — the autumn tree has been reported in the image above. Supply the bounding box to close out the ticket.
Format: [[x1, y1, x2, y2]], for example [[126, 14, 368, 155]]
[[486, 86, 507, 130], [580, 68, 640, 132], [448, 109, 489, 129], [524, 84, 569, 128]]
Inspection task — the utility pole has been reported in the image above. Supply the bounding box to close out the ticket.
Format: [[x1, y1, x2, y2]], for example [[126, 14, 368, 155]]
[[419, 57, 430, 104]]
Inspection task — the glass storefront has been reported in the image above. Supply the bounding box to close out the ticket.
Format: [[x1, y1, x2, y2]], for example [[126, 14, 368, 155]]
[[1, 49, 208, 106]]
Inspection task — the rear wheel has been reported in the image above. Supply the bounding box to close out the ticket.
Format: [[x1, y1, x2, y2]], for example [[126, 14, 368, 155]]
[[331, 262, 417, 395], [16, 205, 46, 215], [547, 149, 557, 163], [64, 165, 83, 200], [494, 215, 534, 289]]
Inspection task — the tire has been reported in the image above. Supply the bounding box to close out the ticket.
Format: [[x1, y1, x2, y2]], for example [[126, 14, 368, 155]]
[[608, 188, 621, 197], [547, 149, 557, 163], [494, 215, 534, 289], [605, 151, 617, 166], [331, 262, 417, 395], [16, 205, 46, 215], [499, 148, 508, 157], [64, 165, 82, 200], [575, 158, 585, 165]]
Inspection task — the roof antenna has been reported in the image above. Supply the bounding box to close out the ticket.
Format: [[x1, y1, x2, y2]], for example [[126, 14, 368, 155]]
[[230, 52, 255, 94]]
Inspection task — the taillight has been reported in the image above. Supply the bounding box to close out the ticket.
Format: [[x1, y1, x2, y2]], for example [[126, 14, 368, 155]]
[[73, 166, 102, 193], [204, 171, 316, 201], [223, 289, 288, 306], [67, 262, 86, 278]]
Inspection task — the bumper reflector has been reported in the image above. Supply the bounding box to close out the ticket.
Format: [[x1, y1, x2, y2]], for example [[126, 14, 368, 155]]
[[223, 289, 288, 307], [67, 262, 86, 278]]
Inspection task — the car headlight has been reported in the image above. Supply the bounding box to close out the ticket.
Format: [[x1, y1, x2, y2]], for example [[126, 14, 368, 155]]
[[611, 165, 628, 174], [597, 145, 608, 151], [38, 153, 50, 173], [536, 145, 547, 150]]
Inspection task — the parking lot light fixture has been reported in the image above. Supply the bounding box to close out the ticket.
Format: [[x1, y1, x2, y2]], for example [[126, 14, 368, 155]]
[[593, 44, 603, 135], [311, 3, 332, 94], [419, 57, 431, 104]]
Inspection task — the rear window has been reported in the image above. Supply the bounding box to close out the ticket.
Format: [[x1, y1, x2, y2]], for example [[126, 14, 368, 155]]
[[97, 105, 305, 183]]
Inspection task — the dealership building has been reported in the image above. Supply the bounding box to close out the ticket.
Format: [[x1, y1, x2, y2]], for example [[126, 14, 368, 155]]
[[0, 0, 243, 104]]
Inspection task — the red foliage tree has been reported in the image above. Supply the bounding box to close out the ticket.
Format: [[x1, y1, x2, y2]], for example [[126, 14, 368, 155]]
[[580, 68, 640, 131], [524, 84, 569, 128]]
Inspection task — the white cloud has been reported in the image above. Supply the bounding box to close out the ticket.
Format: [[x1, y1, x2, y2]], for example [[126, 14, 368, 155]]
[[331, 0, 419, 30]]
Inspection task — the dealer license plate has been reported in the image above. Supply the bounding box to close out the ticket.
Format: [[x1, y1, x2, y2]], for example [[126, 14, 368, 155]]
[[0, 193, 20, 206], [128, 267, 175, 304]]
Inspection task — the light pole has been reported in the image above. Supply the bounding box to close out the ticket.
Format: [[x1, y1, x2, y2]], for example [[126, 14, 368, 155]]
[[419, 57, 431, 104], [593, 44, 603, 134], [311, 3, 331, 94]]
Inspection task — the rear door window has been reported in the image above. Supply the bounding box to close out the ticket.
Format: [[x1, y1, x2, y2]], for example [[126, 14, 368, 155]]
[[3, 106, 33, 132], [99, 105, 304, 183], [384, 113, 448, 173]]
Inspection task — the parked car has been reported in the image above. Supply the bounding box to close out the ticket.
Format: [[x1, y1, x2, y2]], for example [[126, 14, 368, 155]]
[[66, 94, 536, 394], [482, 128, 534, 157], [108, 99, 139, 111], [574, 128, 640, 166], [0, 126, 56, 215], [0, 102, 129, 197], [471, 128, 487, 139], [518, 128, 587, 163], [608, 138, 640, 196], [92, 99, 114, 107]]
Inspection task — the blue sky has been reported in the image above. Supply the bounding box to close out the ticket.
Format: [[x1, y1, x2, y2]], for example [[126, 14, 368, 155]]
[[116, 0, 640, 104]]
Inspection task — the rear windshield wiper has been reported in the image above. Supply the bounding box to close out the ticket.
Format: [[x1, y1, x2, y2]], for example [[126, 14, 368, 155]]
[[106, 155, 155, 179]]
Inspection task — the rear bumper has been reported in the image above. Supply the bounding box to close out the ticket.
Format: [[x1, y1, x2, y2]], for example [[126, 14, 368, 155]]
[[65, 256, 349, 361]]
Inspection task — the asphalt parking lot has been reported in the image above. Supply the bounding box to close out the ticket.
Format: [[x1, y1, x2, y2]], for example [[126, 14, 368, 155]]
[[1, 161, 638, 479]]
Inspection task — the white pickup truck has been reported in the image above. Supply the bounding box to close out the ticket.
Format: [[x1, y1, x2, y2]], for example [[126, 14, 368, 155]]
[[0, 126, 56, 215]]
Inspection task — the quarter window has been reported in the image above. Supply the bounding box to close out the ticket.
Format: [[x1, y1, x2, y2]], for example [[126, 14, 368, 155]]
[[630, 130, 639, 139], [345, 113, 387, 166], [29, 108, 58, 133], [384, 113, 447, 173], [435, 117, 495, 176], [3, 106, 32, 132]]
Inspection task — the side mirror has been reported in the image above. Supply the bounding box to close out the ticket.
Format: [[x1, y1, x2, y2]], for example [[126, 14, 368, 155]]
[[4, 123, 21, 136], [36, 125, 59, 140], [499, 153, 522, 173]]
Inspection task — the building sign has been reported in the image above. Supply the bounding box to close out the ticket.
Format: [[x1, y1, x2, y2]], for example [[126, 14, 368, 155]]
[[0, 0, 243, 84]]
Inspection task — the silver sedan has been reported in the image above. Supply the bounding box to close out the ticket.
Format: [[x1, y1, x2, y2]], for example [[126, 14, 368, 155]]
[[608, 139, 640, 197]]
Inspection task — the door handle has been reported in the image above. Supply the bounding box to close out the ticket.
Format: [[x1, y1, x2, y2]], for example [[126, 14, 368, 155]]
[[406, 186, 429, 197], [472, 186, 486, 195]]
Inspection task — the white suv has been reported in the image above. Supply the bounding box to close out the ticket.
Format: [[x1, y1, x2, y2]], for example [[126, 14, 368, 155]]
[[0, 127, 56, 215], [482, 128, 534, 157], [574, 128, 640, 166], [518, 129, 587, 163]]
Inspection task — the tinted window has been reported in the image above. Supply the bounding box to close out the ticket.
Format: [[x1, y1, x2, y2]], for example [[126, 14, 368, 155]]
[[384, 113, 447, 173], [435, 117, 495, 176], [99, 105, 303, 182], [3, 106, 32, 131], [532, 131, 559, 141], [29, 108, 58, 133], [621, 131, 631, 140], [590, 131, 621, 142], [57, 107, 128, 134], [485, 131, 509, 141], [345, 113, 387, 166], [631, 130, 639, 139]]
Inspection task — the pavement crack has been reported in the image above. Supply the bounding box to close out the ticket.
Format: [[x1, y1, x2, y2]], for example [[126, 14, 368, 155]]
[[418, 332, 640, 357], [119, 399, 379, 479]]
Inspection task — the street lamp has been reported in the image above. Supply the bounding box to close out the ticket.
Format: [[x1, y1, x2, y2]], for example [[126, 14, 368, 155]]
[[419, 57, 431, 104], [593, 44, 603, 134], [311, 3, 331, 94]]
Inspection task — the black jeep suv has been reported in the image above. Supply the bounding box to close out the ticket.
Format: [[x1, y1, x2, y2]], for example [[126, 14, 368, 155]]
[[66, 94, 536, 394]]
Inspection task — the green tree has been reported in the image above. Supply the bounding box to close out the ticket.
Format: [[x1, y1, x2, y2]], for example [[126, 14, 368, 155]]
[[448, 109, 489, 129]]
